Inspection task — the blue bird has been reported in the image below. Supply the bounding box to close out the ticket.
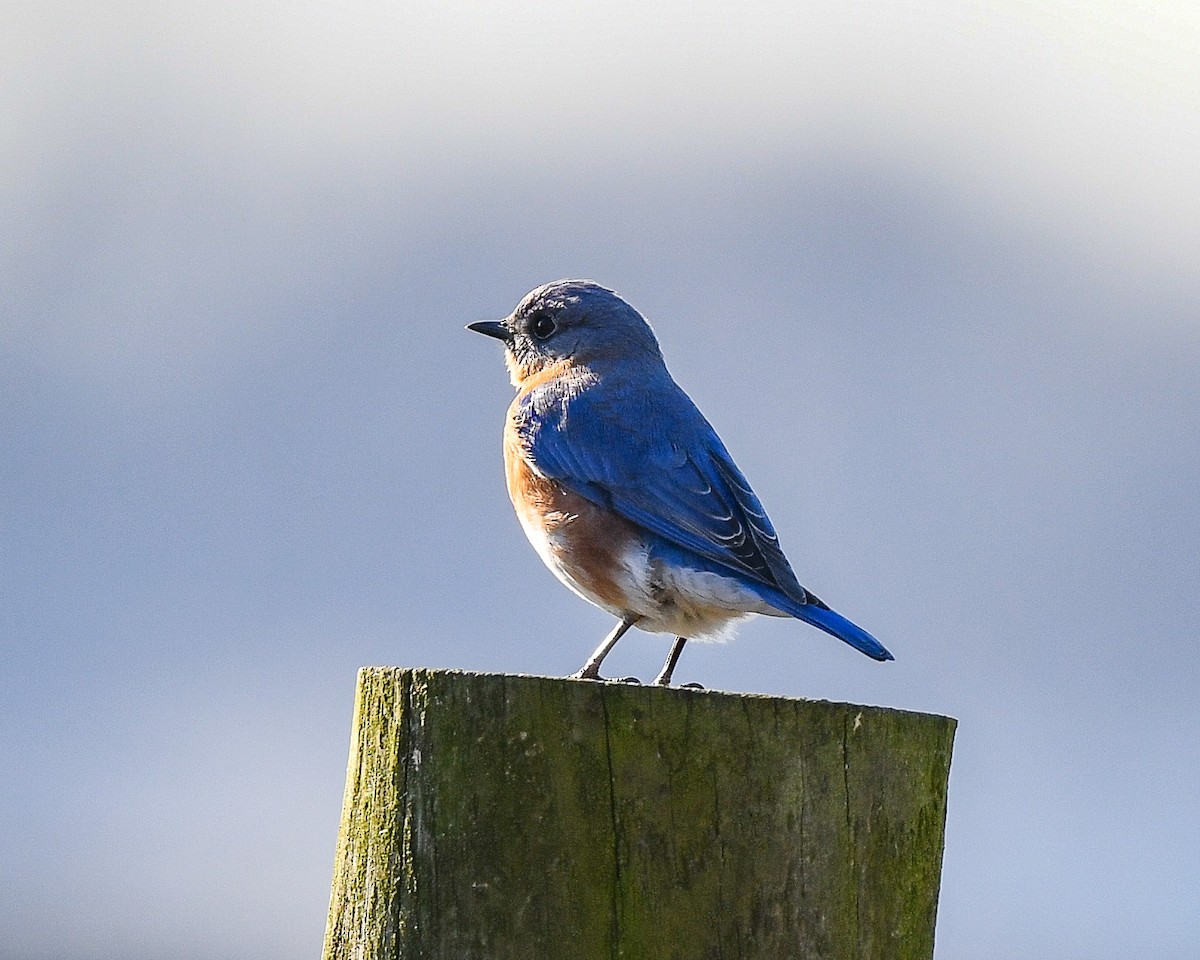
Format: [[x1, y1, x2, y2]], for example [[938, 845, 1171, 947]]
[[468, 280, 892, 686]]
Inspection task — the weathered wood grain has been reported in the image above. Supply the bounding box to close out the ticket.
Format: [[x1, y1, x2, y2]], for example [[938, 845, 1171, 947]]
[[323, 668, 955, 960]]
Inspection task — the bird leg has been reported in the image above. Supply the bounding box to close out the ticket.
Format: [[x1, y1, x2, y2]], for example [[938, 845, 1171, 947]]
[[652, 636, 688, 686], [573, 617, 639, 681]]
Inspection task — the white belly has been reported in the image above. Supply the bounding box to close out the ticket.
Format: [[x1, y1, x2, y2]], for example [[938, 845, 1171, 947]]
[[518, 507, 781, 642]]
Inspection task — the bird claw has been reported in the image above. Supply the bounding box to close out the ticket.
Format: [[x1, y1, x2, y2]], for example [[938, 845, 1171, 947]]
[[570, 671, 641, 685]]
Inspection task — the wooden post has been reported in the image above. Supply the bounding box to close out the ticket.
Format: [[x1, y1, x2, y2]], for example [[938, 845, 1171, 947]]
[[323, 668, 955, 960]]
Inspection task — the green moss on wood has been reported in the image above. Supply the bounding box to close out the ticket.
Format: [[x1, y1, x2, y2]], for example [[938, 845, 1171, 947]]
[[323, 669, 955, 960]]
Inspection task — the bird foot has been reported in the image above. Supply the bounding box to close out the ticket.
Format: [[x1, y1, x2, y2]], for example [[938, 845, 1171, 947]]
[[571, 670, 641, 684]]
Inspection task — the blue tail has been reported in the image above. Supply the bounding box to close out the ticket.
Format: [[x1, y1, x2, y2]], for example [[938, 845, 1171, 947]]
[[775, 592, 894, 661]]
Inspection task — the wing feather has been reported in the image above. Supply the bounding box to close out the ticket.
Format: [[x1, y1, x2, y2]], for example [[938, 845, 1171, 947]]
[[516, 379, 809, 604]]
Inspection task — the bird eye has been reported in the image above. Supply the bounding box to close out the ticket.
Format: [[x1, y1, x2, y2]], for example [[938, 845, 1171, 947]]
[[530, 312, 556, 340]]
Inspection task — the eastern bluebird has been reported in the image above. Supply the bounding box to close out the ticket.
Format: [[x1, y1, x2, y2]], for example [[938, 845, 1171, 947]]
[[469, 280, 893, 686]]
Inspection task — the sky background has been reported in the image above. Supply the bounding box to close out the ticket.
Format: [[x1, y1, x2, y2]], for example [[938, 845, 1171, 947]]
[[3, 2, 1199, 958]]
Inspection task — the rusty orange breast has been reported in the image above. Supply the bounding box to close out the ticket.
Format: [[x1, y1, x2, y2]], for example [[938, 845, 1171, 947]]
[[503, 406, 641, 614]]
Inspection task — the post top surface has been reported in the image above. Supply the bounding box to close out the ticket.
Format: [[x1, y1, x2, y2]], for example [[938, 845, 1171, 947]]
[[354, 665, 957, 728]]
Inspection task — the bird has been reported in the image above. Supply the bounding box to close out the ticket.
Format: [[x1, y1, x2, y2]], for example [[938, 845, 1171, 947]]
[[468, 279, 892, 686]]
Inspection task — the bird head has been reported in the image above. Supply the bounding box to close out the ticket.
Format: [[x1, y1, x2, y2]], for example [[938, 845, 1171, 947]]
[[468, 279, 664, 386]]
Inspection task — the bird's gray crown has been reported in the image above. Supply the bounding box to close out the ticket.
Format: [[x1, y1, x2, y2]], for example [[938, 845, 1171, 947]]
[[503, 279, 664, 378]]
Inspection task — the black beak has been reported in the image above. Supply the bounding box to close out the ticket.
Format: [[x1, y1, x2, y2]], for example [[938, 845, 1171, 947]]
[[467, 320, 513, 343]]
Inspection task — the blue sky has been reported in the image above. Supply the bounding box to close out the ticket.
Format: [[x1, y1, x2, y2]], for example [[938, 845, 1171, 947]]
[[3, 3, 1199, 958]]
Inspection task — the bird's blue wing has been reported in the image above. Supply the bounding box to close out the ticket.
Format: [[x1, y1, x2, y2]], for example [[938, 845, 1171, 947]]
[[515, 380, 810, 603], [515, 378, 894, 661]]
